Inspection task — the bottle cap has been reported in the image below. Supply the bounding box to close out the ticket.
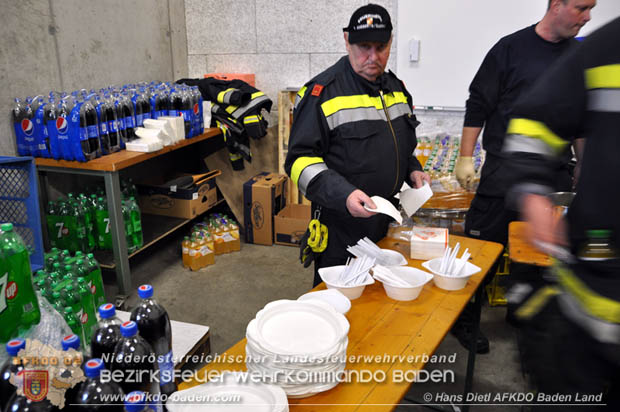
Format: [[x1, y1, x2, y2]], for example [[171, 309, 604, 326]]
[[84, 358, 105, 378], [61, 334, 81, 351], [99, 303, 116, 319], [124, 391, 147, 412], [1, 223, 13, 232], [137, 284, 153, 299], [120, 320, 138, 337], [6, 338, 26, 356]]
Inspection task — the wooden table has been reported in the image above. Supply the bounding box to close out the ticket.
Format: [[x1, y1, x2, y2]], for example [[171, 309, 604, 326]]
[[179, 235, 503, 411], [35, 129, 222, 303], [508, 222, 552, 267]]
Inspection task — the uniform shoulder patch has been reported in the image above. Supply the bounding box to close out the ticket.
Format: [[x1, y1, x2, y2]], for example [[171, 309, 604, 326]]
[[311, 84, 324, 96]]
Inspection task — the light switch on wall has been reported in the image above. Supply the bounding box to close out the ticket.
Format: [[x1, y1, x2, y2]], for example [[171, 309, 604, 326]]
[[409, 38, 420, 62]]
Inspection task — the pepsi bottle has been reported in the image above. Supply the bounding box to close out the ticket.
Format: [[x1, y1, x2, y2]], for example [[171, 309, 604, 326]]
[[155, 88, 170, 119], [139, 91, 151, 123], [103, 98, 122, 153], [44, 99, 62, 160], [12, 97, 33, 156], [130, 285, 176, 397], [180, 88, 192, 138], [111, 321, 161, 405], [57, 98, 75, 161], [131, 92, 145, 128], [80, 100, 101, 160], [90, 303, 122, 369], [0, 338, 26, 408], [61, 334, 87, 409], [69, 358, 124, 411], [123, 391, 154, 412], [170, 89, 183, 120], [32, 97, 51, 158], [4, 393, 59, 412]]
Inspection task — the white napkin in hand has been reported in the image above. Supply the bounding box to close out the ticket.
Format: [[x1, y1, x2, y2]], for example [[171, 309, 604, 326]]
[[400, 183, 433, 217], [363, 195, 403, 224]]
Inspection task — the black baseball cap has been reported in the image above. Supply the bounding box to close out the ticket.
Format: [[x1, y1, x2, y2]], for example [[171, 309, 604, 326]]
[[343, 4, 393, 44]]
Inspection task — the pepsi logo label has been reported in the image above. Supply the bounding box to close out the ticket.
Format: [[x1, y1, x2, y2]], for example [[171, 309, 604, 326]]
[[193, 103, 199, 115], [122, 321, 132, 327], [8, 340, 22, 347], [63, 335, 74, 342], [103, 303, 113, 310], [21, 119, 34, 136], [87, 360, 99, 367], [56, 117, 69, 134]]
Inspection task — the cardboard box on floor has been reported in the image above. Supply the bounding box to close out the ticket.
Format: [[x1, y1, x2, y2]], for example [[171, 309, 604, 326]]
[[137, 172, 219, 219], [274, 204, 311, 246], [243, 172, 287, 245]]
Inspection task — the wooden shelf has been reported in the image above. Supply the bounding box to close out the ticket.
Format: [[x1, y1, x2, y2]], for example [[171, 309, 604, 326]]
[[35, 128, 221, 172], [95, 199, 224, 269]]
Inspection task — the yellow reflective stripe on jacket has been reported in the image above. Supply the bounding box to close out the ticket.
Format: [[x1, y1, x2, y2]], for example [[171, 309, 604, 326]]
[[585, 64, 620, 89], [217, 88, 237, 104], [506, 118, 569, 154], [515, 286, 560, 320], [291, 156, 324, 186], [294, 86, 308, 109], [321, 91, 408, 117], [229, 153, 242, 161], [244, 115, 260, 124], [226, 92, 267, 114], [556, 266, 620, 324]]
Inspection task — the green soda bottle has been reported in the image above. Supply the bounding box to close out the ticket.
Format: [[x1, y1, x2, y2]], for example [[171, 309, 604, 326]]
[[46, 200, 60, 249], [59, 249, 71, 261], [70, 195, 88, 253], [35, 279, 51, 302], [63, 306, 82, 340], [85, 253, 105, 307], [79, 195, 96, 252], [129, 196, 143, 250], [0, 238, 17, 342], [62, 285, 86, 344], [121, 200, 135, 254], [58, 199, 77, 252], [95, 197, 112, 249], [0, 223, 40, 338], [76, 277, 96, 342], [51, 291, 64, 312]]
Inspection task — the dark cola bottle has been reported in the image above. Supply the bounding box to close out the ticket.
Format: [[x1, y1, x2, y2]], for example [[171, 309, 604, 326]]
[[130, 285, 176, 398], [110, 321, 161, 406], [79, 100, 101, 160], [94, 97, 111, 155], [120, 94, 136, 141], [140, 91, 151, 123], [103, 97, 121, 152], [4, 393, 59, 412], [155, 87, 170, 118], [180, 88, 192, 138], [44, 99, 62, 160], [69, 358, 124, 411], [0, 338, 26, 408], [90, 303, 122, 369], [12, 97, 33, 155]]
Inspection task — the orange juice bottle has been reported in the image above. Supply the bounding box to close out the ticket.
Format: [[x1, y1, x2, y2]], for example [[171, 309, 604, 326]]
[[187, 236, 198, 270], [226, 219, 241, 252], [199, 234, 215, 266], [212, 220, 227, 255], [181, 236, 191, 268]]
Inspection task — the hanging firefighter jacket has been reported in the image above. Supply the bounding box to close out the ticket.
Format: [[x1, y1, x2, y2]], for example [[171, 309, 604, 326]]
[[176, 78, 273, 170]]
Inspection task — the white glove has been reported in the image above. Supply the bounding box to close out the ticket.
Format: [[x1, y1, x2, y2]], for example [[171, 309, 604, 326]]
[[455, 156, 475, 190]]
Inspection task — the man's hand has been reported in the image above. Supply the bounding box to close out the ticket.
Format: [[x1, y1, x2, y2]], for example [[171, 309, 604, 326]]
[[521, 193, 568, 247], [346, 189, 377, 218], [455, 156, 475, 190], [410, 170, 431, 188]]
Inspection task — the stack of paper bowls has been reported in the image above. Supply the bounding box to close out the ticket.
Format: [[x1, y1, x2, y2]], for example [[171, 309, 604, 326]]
[[166, 372, 288, 412], [245, 299, 350, 398]]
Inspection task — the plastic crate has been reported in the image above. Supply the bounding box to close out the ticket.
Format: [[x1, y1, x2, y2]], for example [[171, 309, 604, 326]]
[[0, 156, 44, 272]]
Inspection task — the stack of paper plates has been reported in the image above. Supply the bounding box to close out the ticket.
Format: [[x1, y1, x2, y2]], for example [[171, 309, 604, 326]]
[[166, 372, 288, 412], [245, 299, 350, 398]]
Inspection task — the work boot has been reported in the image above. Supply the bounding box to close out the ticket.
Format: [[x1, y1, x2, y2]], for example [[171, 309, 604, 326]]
[[451, 303, 490, 354]]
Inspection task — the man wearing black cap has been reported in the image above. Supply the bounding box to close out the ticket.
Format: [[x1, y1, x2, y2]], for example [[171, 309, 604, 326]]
[[285, 4, 430, 287]]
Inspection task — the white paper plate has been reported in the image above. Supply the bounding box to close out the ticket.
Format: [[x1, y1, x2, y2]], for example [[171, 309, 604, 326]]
[[298, 289, 352, 314], [248, 300, 349, 356], [363, 195, 403, 224], [166, 372, 288, 412]]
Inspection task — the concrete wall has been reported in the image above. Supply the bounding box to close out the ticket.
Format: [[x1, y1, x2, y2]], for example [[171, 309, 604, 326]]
[[185, 0, 398, 126], [0, 0, 189, 156]]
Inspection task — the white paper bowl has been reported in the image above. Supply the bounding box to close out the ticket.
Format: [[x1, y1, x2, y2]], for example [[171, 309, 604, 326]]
[[318, 265, 374, 300], [422, 258, 481, 291], [298, 289, 352, 314], [379, 266, 433, 301]]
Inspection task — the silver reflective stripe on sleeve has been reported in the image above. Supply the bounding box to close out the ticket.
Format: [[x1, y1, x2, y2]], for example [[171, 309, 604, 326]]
[[503, 134, 555, 156], [558, 292, 620, 344], [587, 89, 620, 112], [231, 95, 271, 119], [222, 90, 235, 104], [298, 163, 328, 196]]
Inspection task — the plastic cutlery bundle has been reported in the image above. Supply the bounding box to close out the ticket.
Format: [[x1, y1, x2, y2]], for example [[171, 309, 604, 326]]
[[438, 243, 471, 276], [339, 255, 375, 286], [372, 265, 414, 287]]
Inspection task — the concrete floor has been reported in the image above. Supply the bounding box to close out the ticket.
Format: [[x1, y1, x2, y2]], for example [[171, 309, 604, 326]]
[[104, 230, 529, 411]]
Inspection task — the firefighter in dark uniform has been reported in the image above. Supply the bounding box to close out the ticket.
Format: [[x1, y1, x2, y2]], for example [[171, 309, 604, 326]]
[[452, 0, 595, 353], [284, 4, 430, 287], [504, 16, 620, 410]]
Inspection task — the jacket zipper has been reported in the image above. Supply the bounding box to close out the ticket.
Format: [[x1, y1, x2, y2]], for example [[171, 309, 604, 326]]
[[379, 90, 400, 194]]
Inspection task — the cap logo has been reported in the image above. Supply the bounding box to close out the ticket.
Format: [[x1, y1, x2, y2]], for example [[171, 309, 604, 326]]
[[366, 17, 373, 25], [63, 335, 74, 342], [8, 340, 21, 347], [122, 321, 132, 327], [87, 360, 99, 367], [103, 303, 113, 310]]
